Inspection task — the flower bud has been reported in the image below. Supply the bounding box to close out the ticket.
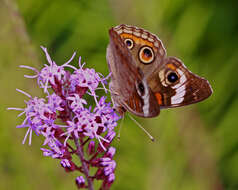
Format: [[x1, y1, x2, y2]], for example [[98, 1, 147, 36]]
[[105, 147, 116, 158], [75, 176, 86, 189], [87, 141, 95, 155], [60, 159, 76, 172]]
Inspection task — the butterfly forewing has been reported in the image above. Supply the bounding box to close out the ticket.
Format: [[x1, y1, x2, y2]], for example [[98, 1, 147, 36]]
[[112, 24, 166, 78], [107, 28, 160, 117]]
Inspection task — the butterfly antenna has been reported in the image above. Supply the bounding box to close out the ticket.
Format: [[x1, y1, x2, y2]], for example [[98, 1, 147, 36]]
[[128, 114, 155, 142], [117, 113, 125, 141], [96, 87, 119, 95]]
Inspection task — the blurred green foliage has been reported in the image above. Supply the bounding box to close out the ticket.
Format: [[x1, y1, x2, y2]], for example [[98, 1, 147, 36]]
[[1, 0, 238, 189]]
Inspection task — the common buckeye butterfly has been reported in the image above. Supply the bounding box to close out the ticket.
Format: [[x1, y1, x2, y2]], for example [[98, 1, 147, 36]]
[[106, 24, 212, 118]]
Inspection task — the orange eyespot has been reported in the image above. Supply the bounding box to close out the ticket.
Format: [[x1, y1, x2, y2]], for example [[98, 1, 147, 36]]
[[124, 38, 134, 49], [138, 46, 154, 64]]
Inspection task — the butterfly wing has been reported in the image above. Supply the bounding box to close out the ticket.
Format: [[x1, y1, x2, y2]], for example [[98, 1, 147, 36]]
[[111, 24, 167, 77], [112, 25, 212, 108], [107, 28, 160, 117], [147, 57, 213, 108]]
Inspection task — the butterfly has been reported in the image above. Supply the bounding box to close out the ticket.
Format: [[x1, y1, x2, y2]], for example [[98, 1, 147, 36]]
[[106, 24, 213, 118]]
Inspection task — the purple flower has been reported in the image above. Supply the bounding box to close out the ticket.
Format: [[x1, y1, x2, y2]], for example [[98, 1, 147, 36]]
[[108, 173, 115, 183], [63, 120, 84, 142], [41, 138, 66, 159], [47, 93, 64, 112], [105, 147, 116, 158], [61, 159, 71, 168], [67, 94, 87, 113], [101, 158, 116, 176], [9, 46, 119, 190], [70, 68, 100, 92], [38, 46, 76, 93], [75, 176, 86, 188]]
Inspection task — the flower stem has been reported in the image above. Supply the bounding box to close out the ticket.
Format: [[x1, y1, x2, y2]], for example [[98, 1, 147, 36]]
[[74, 137, 94, 190]]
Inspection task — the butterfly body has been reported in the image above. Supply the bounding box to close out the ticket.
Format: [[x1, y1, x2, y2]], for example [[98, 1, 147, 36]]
[[107, 24, 212, 118]]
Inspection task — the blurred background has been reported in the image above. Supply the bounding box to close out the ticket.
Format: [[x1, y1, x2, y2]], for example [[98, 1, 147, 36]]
[[1, 0, 238, 189]]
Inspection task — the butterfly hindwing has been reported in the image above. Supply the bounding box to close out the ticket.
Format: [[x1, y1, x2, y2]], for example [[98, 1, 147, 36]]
[[147, 57, 213, 108]]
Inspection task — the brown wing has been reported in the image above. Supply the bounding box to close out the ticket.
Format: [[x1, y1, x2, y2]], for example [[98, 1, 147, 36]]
[[111, 25, 212, 109], [111, 24, 166, 78], [147, 57, 213, 108], [107, 28, 160, 117]]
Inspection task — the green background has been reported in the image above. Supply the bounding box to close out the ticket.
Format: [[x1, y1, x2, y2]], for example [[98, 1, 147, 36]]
[[1, 0, 238, 189]]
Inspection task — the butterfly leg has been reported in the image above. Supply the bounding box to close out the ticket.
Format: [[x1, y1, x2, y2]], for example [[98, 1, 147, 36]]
[[117, 112, 125, 141], [128, 114, 155, 142]]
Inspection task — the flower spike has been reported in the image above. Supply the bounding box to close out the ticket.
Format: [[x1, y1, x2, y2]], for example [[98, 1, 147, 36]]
[[9, 47, 119, 190]]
